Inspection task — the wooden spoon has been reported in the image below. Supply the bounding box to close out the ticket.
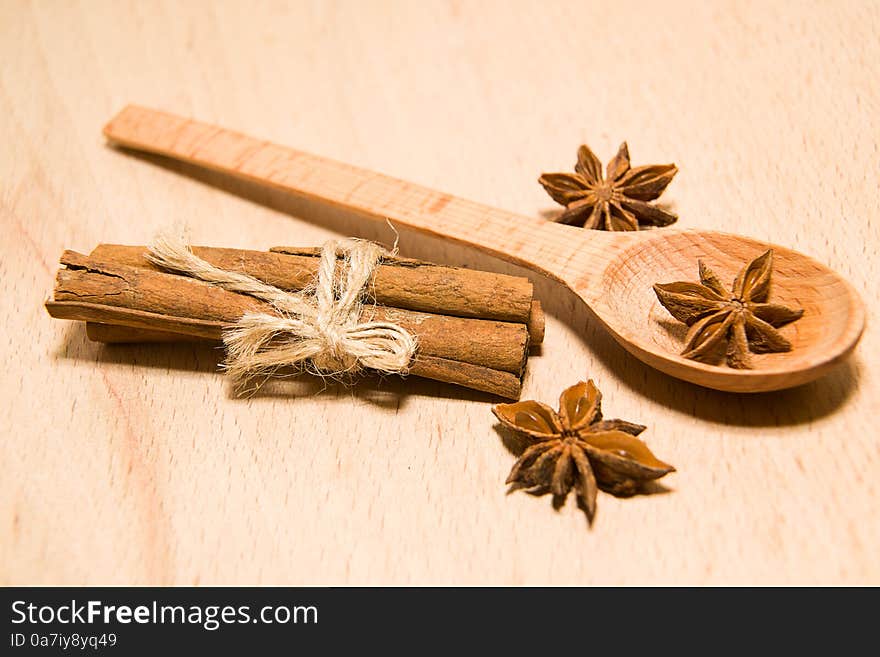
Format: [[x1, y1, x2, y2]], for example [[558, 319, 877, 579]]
[[102, 105, 864, 393]]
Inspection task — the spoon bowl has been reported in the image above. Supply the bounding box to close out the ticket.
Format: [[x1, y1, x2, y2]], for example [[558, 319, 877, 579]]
[[580, 228, 864, 392], [103, 105, 865, 393]]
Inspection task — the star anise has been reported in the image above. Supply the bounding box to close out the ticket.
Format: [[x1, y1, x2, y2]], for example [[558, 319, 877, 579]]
[[538, 142, 678, 230], [492, 380, 675, 519], [653, 250, 804, 369]]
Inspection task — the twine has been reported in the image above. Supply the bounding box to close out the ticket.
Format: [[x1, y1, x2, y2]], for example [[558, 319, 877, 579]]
[[147, 234, 417, 383]]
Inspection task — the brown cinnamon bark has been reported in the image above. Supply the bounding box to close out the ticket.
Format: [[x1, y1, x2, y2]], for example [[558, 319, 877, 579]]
[[271, 247, 544, 344], [48, 251, 529, 375], [527, 301, 544, 345], [84, 323, 522, 399], [88, 244, 543, 343]]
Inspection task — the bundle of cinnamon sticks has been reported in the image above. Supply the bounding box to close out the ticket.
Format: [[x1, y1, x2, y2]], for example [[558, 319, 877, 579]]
[[45, 244, 544, 398]]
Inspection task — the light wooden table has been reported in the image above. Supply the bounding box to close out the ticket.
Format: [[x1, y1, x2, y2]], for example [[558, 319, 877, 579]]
[[1, 0, 877, 585]]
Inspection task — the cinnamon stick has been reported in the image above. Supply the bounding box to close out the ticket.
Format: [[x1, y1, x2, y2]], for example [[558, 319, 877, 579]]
[[47, 251, 529, 375], [88, 244, 544, 344], [84, 323, 523, 399]]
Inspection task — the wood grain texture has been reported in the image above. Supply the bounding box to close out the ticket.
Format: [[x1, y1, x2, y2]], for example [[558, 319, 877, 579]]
[[1, 0, 878, 584]]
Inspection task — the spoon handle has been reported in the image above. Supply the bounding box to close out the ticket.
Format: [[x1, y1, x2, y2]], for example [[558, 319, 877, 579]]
[[103, 106, 615, 286]]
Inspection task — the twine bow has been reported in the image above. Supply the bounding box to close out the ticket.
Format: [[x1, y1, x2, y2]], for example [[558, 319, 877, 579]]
[[148, 235, 417, 383]]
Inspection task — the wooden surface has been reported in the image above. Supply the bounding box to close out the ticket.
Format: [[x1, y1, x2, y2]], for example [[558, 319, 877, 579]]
[[1, 0, 878, 585]]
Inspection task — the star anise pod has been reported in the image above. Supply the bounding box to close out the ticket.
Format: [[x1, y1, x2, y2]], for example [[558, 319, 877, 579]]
[[492, 380, 675, 519], [653, 250, 804, 369], [538, 142, 678, 230]]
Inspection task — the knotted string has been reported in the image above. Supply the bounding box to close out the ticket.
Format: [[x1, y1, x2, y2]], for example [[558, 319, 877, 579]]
[[147, 235, 417, 385]]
